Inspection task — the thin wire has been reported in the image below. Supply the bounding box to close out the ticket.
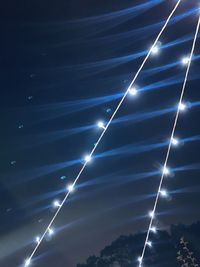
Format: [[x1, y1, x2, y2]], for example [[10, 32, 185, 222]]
[[138, 11, 200, 267], [26, 0, 182, 264]]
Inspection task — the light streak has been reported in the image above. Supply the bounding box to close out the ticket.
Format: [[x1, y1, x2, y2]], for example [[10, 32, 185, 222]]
[[23, 1, 182, 265], [138, 11, 200, 267]]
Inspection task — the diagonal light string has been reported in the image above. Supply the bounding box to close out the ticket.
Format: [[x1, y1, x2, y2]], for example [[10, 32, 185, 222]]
[[26, 0, 182, 264], [138, 11, 200, 267]]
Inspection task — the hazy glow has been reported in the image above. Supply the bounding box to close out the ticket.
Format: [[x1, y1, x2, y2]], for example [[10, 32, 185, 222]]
[[181, 56, 190, 65], [129, 86, 138, 96], [84, 154, 92, 163], [67, 184, 74, 192], [48, 228, 54, 237], [178, 102, 187, 111], [150, 226, 157, 233], [35, 236, 40, 244], [171, 137, 179, 146], [53, 200, 61, 208], [163, 166, 170, 176], [24, 258, 31, 267], [149, 210, 155, 218], [97, 121, 106, 129], [146, 241, 152, 247], [159, 189, 168, 197], [151, 42, 161, 55]]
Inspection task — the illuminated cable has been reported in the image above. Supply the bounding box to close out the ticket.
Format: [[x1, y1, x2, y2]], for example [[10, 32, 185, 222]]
[[24, 1, 182, 264], [138, 12, 200, 267]]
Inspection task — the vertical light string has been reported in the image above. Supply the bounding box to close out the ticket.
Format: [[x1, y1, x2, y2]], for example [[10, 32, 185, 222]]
[[138, 11, 200, 267]]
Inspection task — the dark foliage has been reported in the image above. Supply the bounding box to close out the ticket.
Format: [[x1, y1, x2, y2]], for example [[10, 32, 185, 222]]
[[77, 222, 200, 267]]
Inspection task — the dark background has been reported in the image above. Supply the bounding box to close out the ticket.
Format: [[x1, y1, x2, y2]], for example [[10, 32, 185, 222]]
[[0, 0, 200, 266]]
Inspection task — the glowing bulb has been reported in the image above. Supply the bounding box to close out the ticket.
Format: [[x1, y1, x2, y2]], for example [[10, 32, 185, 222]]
[[24, 258, 31, 267], [181, 56, 190, 66], [151, 44, 160, 55], [159, 189, 168, 197], [53, 200, 61, 208], [150, 226, 157, 233], [97, 121, 106, 130], [149, 210, 155, 218], [129, 86, 138, 96], [48, 228, 54, 236], [84, 154, 92, 163], [171, 137, 179, 146], [163, 166, 170, 176], [35, 236, 40, 244], [67, 183, 74, 192], [146, 241, 152, 247], [137, 257, 142, 263], [178, 102, 187, 111]]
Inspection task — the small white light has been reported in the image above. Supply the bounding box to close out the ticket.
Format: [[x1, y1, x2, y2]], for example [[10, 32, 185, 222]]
[[67, 183, 74, 193], [178, 102, 187, 111], [97, 121, 106, 130], [159, 189, 168, 197], [146, 241, 152, 247], [48, 228, 54, 236], [137, 257, 143, 263], [181, 56, 190, 66], [84, 154, 92, 163], [24, 258, 31, 267], [150, 226, 157, 233], [151, 45, 160, 55], [163, 166, 170, 176], [53, 200, 61, 208], [129, 86, 138, 96], [149, 210, 155, 218], [35, 236, 40, 244], [171, 137, 179, 146]]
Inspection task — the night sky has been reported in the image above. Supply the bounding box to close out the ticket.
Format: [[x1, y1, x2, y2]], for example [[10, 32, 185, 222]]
[[1, 0, 200, 266]]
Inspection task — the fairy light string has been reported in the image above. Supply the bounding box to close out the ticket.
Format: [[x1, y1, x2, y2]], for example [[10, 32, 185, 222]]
[[24, 1, 183, 265], [138, 10, 200, 267]]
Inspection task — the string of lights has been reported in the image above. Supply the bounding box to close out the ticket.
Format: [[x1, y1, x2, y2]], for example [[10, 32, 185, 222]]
[[137, 10, 200, 267], [24, 1, 182, 266]]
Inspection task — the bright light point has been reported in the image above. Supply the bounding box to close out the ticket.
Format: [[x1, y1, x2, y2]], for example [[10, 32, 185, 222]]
[[163, 166, 170, 176], [150, 226, 157, 233], [171, 137, 179, 146], [149, 210, 155, 218], [137, 257, 142, 263], [84, 154, 92, 163], [97, 121, 105, 129], [160, 189, 168, 197], [48, 228, 54, 236], [178, 102, 187, 111], [35, 236, 40, 244], [146, 241, 152, 247], [53, 200, 61, 208], [151, 45, 159, 55], [181, 56, 190, 65], [129, 87, 138, 96], [24, 258, 31, 267], [67, 183, 74, 192]]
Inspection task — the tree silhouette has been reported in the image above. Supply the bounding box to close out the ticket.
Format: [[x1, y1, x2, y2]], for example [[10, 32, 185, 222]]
[[77, 222, 200, 267]]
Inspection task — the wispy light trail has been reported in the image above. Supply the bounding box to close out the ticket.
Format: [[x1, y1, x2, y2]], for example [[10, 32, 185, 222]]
[[59, 7, 197, 47], [66, 0, 163, 35]]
